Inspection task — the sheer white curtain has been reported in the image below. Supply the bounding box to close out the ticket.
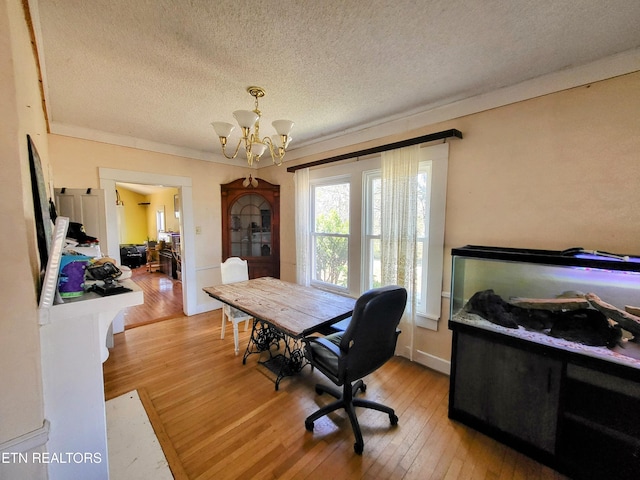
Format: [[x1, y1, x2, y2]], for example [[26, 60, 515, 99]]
[[294, 168, 311, 286], [381, 145, 420, 359]]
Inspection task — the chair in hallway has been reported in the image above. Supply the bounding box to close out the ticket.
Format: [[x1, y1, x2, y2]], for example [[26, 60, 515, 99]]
[[220, 257, 253, 355], [303, 285, 407, 454], [146, 242, 161, 273]]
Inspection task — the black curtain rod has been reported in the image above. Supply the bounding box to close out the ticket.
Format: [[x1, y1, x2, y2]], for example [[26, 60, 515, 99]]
[[286, 128, 462, 173]]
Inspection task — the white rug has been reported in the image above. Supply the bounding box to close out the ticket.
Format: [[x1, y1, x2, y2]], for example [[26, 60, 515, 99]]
[[106, 390, 173, 480]]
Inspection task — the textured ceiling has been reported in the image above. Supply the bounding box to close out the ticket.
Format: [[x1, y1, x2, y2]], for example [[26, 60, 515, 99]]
[[31, 0, 640, 164]]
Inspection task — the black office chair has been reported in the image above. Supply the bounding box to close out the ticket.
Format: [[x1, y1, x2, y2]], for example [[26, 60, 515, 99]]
[[303, 285, 407, 454]]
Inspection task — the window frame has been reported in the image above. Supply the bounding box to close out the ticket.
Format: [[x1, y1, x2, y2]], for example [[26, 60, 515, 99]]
[[307, 143, 448, 329], [362, 169, 381, 292], [309, 174, 352, 293]]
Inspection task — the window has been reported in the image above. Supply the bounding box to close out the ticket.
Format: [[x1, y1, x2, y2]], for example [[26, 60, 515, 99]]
[[156, 208, 165, 238], [311, 180, 350, 290], [364, 164, 433, 314], [363, 172, 382, 290], [308, 143, 448, 329]]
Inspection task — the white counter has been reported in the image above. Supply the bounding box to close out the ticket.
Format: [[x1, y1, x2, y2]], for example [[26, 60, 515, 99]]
[[39, 280, 143, 480]]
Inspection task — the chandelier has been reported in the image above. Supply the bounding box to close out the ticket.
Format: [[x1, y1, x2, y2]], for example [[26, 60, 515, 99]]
[[212, 86, 294, 166]]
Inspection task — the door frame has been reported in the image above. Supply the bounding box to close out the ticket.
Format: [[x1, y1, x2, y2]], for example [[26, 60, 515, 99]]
[[99, 168, 196, 316]]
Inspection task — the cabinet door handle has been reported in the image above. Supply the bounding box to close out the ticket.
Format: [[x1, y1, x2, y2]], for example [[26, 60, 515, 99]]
[[547, 368, 552, 393]]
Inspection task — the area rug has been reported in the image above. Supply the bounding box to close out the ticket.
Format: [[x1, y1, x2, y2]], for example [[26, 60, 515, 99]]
[[106, 390, 173, 479]]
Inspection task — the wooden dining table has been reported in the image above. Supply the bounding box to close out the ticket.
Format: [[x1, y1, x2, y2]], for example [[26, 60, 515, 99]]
[[203, 277, 356, 389]]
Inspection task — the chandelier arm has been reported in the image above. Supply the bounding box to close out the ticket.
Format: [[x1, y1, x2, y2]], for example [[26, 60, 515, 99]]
[[245, 133, 261, 166], [262, 137, 284, 166], [221, 138, 244, 160]]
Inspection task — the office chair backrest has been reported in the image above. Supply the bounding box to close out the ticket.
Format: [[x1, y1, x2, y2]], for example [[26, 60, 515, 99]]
[[220, 257, 249, 284], [339, 285, 407, 382]]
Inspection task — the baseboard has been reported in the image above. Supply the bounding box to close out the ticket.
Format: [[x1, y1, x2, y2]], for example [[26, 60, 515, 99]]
[[414, 349, 451, 376], [396, 344, 412, 359], [0, 420, 50, 454], [396, 345, 451, 376]]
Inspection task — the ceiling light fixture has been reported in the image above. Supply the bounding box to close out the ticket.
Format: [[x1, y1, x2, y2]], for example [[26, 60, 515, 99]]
[[212, 86, 294, 167]]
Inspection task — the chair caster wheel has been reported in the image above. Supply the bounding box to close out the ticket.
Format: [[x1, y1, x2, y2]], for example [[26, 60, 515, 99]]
[[315, 386, 324, 395], [390, 414, 399, 425], [305, 420, 314, 432], [360, 382, 367, 393], [354, 442, 363, 455]]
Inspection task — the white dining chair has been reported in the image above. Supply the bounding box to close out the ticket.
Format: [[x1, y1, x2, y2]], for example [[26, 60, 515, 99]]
[[220, 257, 253, 355]]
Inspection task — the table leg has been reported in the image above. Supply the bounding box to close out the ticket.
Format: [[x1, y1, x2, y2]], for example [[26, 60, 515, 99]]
[[242, 320, 282, 365], [261, 335, 310, 390], [242, 320, 311, 390]]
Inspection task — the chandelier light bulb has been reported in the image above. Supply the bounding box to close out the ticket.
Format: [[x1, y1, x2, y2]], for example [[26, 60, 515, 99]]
[[251, 142, 267, 158], [233, 110, 259, 129], [272, 120, 294, 136], [211, 122, 235, 139]]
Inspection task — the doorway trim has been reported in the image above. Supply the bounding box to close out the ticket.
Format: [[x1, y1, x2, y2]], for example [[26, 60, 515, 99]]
[[99, 168, 196, 316]]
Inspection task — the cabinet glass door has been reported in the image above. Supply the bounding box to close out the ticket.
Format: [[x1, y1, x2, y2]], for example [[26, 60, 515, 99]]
[[229, 194, 272, 257]]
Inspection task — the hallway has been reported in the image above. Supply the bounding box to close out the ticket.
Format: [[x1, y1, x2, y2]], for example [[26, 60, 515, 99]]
[[122, 266, 183, 329]]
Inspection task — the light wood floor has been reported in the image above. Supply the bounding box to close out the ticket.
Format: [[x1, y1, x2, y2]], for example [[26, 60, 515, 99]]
[[122, 267, 183, 328], [103, 311, 569, 480]]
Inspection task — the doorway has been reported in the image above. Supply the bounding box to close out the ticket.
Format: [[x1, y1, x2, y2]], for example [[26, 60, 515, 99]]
[[115, 182, 183, 328], [99, 168, 197, 317]]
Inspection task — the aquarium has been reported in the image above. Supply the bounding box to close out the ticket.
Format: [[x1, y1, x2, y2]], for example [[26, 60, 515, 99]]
[[450, 245, 640, 369]]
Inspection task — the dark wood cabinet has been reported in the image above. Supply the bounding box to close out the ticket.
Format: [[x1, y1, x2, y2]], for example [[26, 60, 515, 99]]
[[221, 178, 280, 279], [558, 364, 640, 479], [449, 323, 640, 479], [452, 331, 561, 454], [159, 250, 173, 277]]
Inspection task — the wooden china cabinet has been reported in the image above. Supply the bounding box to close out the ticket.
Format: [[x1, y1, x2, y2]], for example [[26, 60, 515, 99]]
[[221, 178, 280, 279]]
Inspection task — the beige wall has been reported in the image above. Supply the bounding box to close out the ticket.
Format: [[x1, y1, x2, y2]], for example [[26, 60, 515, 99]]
[[1, 0, 48, 477], [267, 71, 640, 365]]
